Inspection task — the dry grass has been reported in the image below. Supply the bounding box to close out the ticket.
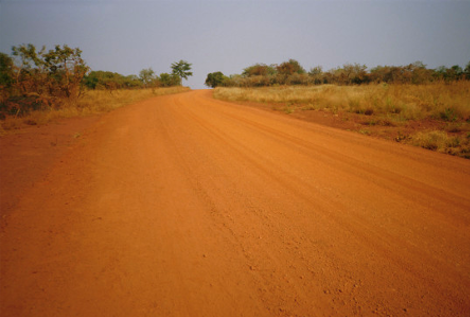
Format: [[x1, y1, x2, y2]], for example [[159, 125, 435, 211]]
[[410, 130, 470, 158], [214, 82, 470, 158], [214, 82, 470, 121], [0, 87, 190, 134]]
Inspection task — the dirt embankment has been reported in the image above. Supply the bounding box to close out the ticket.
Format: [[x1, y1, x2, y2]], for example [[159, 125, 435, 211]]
[[1, 90, 470, 316]]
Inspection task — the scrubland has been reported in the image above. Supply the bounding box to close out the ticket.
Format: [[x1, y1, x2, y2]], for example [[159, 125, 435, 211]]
[[214, 82, 470, 158]]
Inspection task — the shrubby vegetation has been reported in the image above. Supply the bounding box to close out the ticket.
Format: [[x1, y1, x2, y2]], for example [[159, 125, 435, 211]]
[[83, 71, 142, 90], [0, 44, 192, 119], [0, 44, 89, 117], [206, 59, 470, 88], [214, 82, 470, 159], [210, 58, 470, 159], [207, 59, 470, 158]]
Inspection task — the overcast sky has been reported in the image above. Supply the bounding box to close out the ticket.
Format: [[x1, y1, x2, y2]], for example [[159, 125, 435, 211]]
[[1, 0, 469, 89]]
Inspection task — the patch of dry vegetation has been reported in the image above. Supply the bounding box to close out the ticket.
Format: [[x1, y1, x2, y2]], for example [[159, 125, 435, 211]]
[[214, 82, 470, 158], [0, 87, 189, 134], [214, 82, 470, 120], [410, 130, 470, 157]]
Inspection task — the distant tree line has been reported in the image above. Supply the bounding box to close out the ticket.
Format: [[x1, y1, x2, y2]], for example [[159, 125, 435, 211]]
[[0, 43, 192, 117], [205, 59, 470, 88], [89, 60, 193, 90], [82, 69, 180, 90]]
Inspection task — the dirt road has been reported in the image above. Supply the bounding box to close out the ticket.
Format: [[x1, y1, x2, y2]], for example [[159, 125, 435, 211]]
[[1, 90, 470, 316]]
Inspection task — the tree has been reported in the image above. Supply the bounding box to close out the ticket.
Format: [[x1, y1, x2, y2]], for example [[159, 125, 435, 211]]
[[123, 75, 142, 89], [407, 61, 431, 84], [242, 64, 276, 77], [275, 59, 305, 84], [139, 68, 156, 88], [205, 71, 227, 88], [0, 52, 14, 90], [277, 59, 305, 76], [342, 63, 368, 84], [308, 66, 323, 76], [11, 44, 47, 95], [434, 66, 448, 81], [11, 44, 88, 99], [42, 45, 89, 98], [171, 60, 192, 86], [83, 71, 142, 90], [465, 61, 470, 80], [158, 73, 180, 87], [308, 66, 323, 85], [449, 65, 463, 80]]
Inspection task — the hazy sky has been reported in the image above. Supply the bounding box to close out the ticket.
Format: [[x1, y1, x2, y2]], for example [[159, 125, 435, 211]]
[[1, 0, 469, 89]]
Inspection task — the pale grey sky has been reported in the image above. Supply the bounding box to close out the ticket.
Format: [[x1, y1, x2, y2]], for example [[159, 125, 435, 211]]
[[1, 0, 469, 89]]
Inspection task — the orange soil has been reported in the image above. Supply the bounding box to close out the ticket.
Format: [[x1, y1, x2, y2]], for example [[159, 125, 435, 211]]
[[1, 90, 469, 316]]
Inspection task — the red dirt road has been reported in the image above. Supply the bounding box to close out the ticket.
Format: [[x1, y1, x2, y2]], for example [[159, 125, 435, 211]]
[[1, 90, 470, 316]]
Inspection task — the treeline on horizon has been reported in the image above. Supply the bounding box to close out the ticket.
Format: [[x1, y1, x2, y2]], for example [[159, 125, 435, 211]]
[[205, 59, 470, 88], [0, 44, 190, 118], [84, 68, 181, 90]]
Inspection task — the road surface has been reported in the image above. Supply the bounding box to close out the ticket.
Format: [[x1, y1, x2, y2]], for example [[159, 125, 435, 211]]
[[1, 90, 470, 316]]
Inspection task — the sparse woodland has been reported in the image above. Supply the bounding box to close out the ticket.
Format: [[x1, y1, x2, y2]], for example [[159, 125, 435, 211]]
[[0, 44, 191, 123], [2, 45, 469, 158], [209, 59, 470, 159], [206, 59, 470, 88]]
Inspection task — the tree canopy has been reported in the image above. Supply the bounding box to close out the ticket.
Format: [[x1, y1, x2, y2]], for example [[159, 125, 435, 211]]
[[205, 72, 227, 88], [10, 43, 89, 99], [171, 60, 193, 86]]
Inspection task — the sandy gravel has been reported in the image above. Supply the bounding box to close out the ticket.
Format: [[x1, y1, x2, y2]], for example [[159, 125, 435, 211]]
[[1, 90, 470, 316]]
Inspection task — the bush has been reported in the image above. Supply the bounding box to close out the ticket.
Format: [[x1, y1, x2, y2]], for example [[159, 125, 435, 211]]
[[205, 72, 227, 88]]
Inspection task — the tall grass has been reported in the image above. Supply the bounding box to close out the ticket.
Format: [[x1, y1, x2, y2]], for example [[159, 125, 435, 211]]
[[0, 87, 189, 133], [214, 82, 470, 158], [71, 87, 190, 115], [214, 82, 470, 121]]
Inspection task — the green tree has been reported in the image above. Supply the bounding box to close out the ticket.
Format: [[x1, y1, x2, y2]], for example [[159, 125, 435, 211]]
[[242, 64, 276, 77], [449, 65, 463, 80], [0, 52, 14, 90], [205, 71, 227, 88], [42, 45, 89, 98], [465, 61, 470, 80], [171, 60, 192, 86], [139, 68, 156, 88], [123, 75, 142, 89], [11, 44, 89, 98], [158, 73, 180, 87], [308, 66, 323, 85], [308, 66, 323, 76], [434, 66, 448, 81], [84, 71, 140, 90], [11, 44, 47, 95]]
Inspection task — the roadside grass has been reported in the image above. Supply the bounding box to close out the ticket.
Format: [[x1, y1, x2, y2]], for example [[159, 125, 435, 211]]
[[0, 87, 190, 134], [214, 82, 470, 121], [214, 82, 470, 159], [410, 130, 470, 159]]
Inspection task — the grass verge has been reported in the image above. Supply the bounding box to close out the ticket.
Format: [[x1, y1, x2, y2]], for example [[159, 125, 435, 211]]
[[0, 87, 190, 134], [214, 83, 470, 159]]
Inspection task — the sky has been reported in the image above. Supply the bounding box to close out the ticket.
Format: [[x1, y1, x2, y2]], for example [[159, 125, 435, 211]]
[[1, 0, 469, 89]]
